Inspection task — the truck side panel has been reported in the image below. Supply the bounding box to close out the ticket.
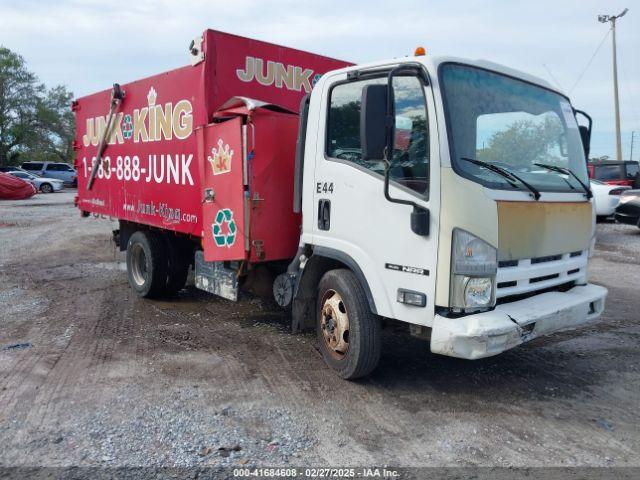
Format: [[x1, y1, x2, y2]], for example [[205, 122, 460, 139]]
[[75, 64, 206, 236], [75, 30, 351, 240]]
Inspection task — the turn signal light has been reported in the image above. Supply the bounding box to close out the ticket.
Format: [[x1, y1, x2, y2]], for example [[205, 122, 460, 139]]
[[414, 46, 426, 56], [397, 288, 426, 307]]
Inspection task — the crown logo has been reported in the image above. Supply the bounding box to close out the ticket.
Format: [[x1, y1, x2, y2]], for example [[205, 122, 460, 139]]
[[147, 87, 157, 106], [208, 138, 233, 175]]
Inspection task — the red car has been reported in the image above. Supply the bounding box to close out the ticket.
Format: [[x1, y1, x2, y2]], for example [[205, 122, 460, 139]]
[[587, 160, 639, 187], [0, 172, 37, 200]]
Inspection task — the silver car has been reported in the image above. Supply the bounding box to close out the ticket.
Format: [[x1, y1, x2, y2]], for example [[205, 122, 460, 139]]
[[21, 161, 77, 186], [8, 171, 64, 193]]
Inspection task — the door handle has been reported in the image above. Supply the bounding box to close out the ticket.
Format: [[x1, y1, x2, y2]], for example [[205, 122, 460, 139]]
[[318, 199, 331, 230]]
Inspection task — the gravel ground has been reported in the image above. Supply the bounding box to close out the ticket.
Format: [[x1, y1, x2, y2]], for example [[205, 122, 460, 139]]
[[0, 191, 639, 473]]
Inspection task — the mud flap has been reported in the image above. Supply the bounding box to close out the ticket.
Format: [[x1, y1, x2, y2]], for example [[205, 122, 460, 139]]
[[194, 251, 239, 301]]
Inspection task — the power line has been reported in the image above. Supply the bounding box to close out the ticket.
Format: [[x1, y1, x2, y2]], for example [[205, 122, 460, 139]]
[[569, 27, 611, 94], [542, 63, 565, 91]]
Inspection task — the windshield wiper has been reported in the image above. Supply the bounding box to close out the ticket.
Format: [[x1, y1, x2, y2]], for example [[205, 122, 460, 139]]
[[461, 157, 541, 200], [534, 163, 593, 199]]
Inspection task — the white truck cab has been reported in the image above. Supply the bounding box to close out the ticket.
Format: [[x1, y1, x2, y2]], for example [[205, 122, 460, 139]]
[[284, 54, 607, 378]]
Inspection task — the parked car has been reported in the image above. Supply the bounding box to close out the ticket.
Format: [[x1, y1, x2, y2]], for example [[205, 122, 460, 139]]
[[591, 180, 630, 218], [8, 171, 64, 193], [21, 161, 77, 186], [0, 166, 28, 173], [614, 190, 640, 228], [587, 160, 639, 187], [0, 172, 37, 199]]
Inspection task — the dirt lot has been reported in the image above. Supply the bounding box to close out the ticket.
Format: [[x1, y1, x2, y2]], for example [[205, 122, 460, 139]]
[[1, 191, 639, 470]]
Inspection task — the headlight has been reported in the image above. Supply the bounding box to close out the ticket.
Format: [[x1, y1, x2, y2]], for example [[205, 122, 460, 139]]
[[450, 229, 497, 310], [465, 277, 493, 307]]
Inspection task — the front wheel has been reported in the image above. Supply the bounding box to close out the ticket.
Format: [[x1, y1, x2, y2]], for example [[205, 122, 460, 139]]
[[316, 269, 381, 379], [40, 183, 53, 193]]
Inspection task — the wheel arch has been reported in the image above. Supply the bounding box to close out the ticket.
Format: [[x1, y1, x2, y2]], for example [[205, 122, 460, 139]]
[[291, 246, 377, 333]]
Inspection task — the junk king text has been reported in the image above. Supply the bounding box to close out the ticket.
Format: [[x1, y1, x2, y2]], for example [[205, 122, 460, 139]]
[[81, 89, 193, 147], [81, 154, 194, 186]]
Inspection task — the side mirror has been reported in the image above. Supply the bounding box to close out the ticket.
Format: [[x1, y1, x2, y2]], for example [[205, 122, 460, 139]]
[[360, 84, 391, 161], [360, 65, 430, 237], [574, 109, 592, 161], [578, 125, 591, 160]]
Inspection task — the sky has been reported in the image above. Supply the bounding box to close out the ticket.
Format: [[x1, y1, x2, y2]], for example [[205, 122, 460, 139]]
[[1, 0, 638, 159]]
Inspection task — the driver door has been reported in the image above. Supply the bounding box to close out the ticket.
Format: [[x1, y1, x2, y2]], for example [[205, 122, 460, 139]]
[[310, 70, 440, 326]]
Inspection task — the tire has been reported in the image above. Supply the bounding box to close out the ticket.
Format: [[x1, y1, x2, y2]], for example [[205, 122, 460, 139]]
[[316, 269, 381, 379], [126, 231, 168, 298], [40, 183, 53, 194], [164, 237, 190, 297]]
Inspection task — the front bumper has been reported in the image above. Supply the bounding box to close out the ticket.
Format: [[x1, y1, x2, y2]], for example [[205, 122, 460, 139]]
[[430, 284, 607, 359]]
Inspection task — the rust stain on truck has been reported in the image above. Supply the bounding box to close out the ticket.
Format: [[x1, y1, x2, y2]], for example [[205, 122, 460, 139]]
[[497, 201, 592, 260]]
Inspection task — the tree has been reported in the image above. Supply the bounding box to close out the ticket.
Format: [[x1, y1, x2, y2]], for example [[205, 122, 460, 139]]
[[477, 116, 564, 168], [29, 85, 75, 163], [0, 46, 41, 166], [0, 46, 75, 167]]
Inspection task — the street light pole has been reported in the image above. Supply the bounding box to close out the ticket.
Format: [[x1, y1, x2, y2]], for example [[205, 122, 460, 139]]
[[599, 8, 628, 161]]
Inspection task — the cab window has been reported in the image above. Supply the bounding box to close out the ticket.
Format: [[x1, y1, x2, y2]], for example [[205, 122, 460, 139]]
[[326, 75, 430, 196]]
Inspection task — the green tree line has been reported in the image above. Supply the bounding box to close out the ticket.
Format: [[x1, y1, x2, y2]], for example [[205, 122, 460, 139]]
[[0, 46, 74, 167], [477, 116, 564, 168]]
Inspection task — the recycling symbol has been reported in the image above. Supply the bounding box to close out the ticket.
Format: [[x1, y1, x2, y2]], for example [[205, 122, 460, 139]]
[[122, 114, 134, 140], [212, 208, 237, 248]]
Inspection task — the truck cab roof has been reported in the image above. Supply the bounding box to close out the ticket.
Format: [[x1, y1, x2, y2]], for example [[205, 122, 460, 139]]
[[324, 55, 560, 96]]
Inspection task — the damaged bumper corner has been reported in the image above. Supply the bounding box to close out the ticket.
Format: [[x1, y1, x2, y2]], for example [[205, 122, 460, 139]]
[[430, 283, 607, 360]]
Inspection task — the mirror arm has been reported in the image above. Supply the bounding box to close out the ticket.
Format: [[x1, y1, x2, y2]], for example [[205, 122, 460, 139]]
[[382, 65, 430, 236], [383, 66, 422, 210]]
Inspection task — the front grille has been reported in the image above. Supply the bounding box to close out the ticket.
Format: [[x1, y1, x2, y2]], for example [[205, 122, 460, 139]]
[[531, 254, 562, 264], [530, 273, 560, 283], [496, 250, 587, 299]]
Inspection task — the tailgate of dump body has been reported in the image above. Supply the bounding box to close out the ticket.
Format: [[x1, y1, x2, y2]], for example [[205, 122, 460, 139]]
[[74, 29, 351, 237]]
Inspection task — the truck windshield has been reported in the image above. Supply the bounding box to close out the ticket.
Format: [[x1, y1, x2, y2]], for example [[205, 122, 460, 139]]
[[439, 63, 589, 194]]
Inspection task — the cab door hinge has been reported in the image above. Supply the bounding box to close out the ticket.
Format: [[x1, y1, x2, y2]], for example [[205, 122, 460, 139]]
[[252, 239, 265, 260], [251, 191, 264, 209]]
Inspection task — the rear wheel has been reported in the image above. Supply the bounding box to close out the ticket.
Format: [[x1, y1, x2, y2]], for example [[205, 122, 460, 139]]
[[316, 269, 381, 379], [40, 183, 53, 193], [126, 231, 168, 298], [164, 237, 190, 296]]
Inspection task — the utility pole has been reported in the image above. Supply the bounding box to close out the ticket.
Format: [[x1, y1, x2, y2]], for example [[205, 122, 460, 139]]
[[598, 8, 628, 161], [631, 131, 636, 161]]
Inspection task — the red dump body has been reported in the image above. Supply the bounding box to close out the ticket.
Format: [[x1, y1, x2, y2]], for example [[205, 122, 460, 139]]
[[75, 30, 350, 263]]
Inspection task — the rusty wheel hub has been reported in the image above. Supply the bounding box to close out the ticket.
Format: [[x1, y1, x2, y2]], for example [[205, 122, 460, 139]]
[[320, 290, 349, 359]]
